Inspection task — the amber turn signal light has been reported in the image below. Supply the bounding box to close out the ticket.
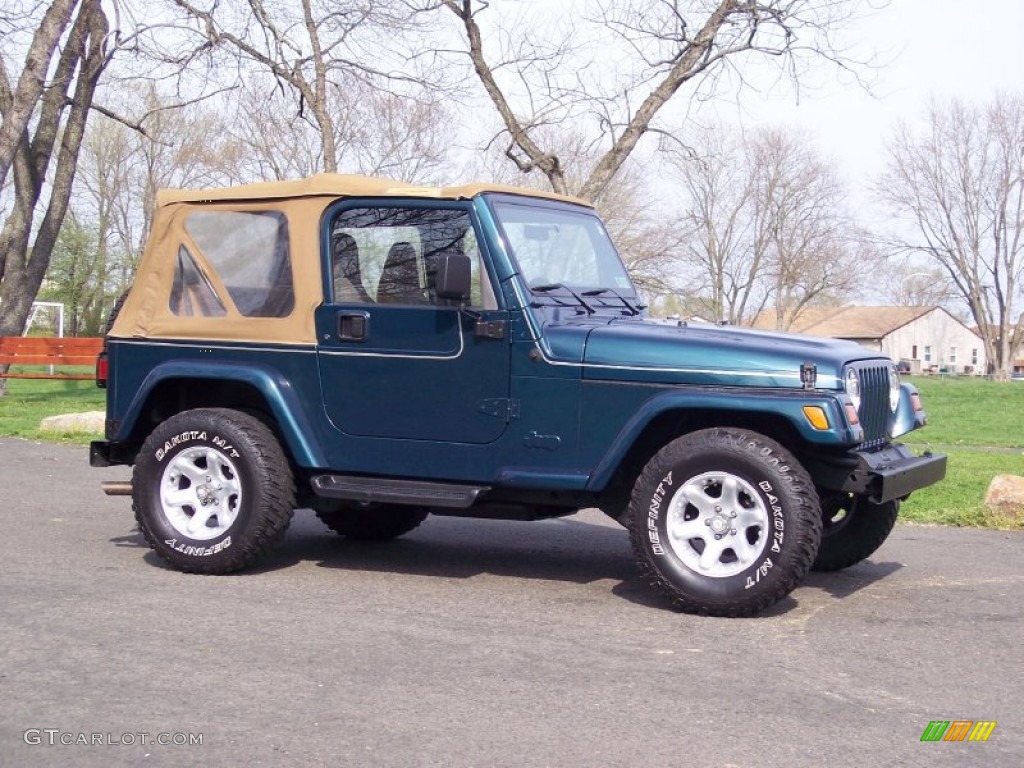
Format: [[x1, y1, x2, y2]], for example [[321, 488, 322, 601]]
[[802, 405, 829, 430]]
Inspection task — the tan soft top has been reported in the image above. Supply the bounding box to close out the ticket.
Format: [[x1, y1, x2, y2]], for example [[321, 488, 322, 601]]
[[113, 173, 588, 345], [157, 173, 590, 207]]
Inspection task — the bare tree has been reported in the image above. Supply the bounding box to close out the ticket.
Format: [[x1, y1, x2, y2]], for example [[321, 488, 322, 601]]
[[433, 0, 864, 201], [0, 0, 80, 186], [878, 95, 1024, 378], [71, 84, 234, 301], [75, 111, 145, 295], [344, 87, 454, 181], [598, 174, 681, 301], [0, 0, 112, 394], [670, 125, 872, 326], [114, 86, 231, 255], [222, 75, 453, 183], [670, 128, 760, 323], [753, 130, 872, 329], [164, 0, 443, 174], [222, 83, 326, 181], [881, 261, 958, 307]]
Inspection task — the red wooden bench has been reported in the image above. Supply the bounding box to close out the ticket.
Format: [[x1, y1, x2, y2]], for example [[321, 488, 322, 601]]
[[0, 336, 104, 380]]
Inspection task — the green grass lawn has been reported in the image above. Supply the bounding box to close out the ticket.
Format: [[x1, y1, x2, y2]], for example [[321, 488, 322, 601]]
[[0, 372, 1021, 528], [902, 375, 1024, 448], [0, 376, 105, 444], [899, 376, 1023, 529]]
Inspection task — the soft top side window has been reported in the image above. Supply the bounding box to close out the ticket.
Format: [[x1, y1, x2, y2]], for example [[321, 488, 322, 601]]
[[185, 210, 295, 318], [329, 206, 492, 308]]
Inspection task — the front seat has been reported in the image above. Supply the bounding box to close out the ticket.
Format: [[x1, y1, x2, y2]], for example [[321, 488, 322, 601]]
[[377, 241, 426, 304], [332, 233, 372, 302]]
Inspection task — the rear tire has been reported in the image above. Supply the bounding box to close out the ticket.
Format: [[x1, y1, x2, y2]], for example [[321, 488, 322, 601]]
[[133, 408, 295, 573], [315, 503, 427, 541], [811, 495, 899, 572], [628, 428, 821, 617]]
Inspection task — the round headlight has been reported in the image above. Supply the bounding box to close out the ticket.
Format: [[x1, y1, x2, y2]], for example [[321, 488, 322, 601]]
[[889, 366, 901, 412], [845, 368, 861, 411]]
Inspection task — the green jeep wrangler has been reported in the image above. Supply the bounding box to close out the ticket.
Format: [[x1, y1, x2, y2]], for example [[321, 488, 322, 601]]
[[91, 174, 946, 616]]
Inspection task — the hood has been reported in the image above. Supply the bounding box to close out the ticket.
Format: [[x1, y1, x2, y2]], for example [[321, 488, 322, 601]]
[[542, 317, 882, 389]]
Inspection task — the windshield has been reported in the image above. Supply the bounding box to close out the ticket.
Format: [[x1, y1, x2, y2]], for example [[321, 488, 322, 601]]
[[491, 201, 635, 295]]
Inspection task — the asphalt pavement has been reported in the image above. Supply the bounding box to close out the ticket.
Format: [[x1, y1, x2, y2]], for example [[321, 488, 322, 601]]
[[0, 436, 1021, 768]]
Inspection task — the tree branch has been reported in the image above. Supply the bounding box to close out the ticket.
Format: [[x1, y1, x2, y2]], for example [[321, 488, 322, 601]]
[[89, 86, 237, 143], [442, 0, 566, 193]]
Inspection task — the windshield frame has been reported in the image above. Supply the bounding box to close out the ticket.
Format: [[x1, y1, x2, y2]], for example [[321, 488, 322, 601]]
[[485, 195, 638, 299]]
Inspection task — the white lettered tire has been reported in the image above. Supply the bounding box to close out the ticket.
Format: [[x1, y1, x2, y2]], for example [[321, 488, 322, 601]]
[[628, 428, 821, 616], [132, 408, 295, 573]]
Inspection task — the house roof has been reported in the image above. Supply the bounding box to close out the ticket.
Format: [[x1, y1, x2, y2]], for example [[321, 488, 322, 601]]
[[750, 306, 939, 339]]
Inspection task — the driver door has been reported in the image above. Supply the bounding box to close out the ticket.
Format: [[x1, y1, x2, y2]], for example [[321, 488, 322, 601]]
[[315, 202, 511, 445]]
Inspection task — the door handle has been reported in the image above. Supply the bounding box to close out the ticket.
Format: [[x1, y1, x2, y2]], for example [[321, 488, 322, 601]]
[[337, 311, 369, 341]]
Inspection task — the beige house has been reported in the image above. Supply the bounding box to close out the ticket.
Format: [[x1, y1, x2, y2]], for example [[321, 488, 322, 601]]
[[751, 306, 987, 375]]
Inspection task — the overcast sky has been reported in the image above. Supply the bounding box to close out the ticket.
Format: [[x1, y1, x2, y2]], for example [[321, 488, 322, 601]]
[[708, 0, 1024, 196]]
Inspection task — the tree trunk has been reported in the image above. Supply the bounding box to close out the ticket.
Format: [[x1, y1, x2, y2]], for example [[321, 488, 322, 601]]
[[0, 0, 109, 394], [0, 0, 80, 186]]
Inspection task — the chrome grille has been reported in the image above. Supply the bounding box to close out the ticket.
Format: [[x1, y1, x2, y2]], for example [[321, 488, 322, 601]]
[[852, 362, 891, 446]]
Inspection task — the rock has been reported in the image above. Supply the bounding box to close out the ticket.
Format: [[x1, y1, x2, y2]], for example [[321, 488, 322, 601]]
[[39, 411, 105, 434], [984, 474, 1024, 521]]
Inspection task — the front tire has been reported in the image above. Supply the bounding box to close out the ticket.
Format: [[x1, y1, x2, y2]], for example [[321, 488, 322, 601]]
[[133, 408, 295, 573], [811, 495, 899, 572], [628, 428, 821, 617]]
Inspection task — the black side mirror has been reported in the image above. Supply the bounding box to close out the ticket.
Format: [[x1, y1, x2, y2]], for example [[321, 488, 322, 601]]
[[434, 253, 472, 301]]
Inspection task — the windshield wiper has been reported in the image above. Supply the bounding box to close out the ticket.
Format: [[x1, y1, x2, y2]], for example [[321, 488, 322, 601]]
[[530, 282, 595, 315], [581, 287, 642, 316]]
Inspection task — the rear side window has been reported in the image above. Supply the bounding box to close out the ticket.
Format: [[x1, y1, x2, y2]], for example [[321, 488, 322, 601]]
[[185, 211, 295, 317]]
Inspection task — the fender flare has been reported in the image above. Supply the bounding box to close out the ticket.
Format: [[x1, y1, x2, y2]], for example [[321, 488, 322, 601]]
[[584, 388, 853, 492], [114, 360, 326, 468]]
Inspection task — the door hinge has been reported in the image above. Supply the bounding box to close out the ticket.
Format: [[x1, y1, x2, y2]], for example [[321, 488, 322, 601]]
[[474, 319, 507, 340], [477, 398, 520, 420]]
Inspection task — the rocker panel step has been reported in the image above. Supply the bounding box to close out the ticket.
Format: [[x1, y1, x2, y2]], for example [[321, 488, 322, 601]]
[[311, 474, 488, 509]]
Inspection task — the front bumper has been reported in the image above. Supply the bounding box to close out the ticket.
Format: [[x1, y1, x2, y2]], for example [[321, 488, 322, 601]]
[[810, 443, 947, 504]]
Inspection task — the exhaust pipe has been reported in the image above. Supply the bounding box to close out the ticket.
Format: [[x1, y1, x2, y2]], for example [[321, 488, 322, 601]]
[[101, 481, 133, 496]]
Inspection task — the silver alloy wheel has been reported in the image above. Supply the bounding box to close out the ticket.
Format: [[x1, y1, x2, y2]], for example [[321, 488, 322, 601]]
[[159, 446, 242, 540], [665, 471, 769, 578]]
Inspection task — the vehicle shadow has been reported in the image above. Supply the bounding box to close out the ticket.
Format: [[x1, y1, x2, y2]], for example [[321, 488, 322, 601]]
[[802, 560, 905, 599], [111, 511, 906, 613], [108, 513, 639, 580], [758, 560, 905, 617], [110, 528, 148, 548], [305, 513, 639, 587]]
